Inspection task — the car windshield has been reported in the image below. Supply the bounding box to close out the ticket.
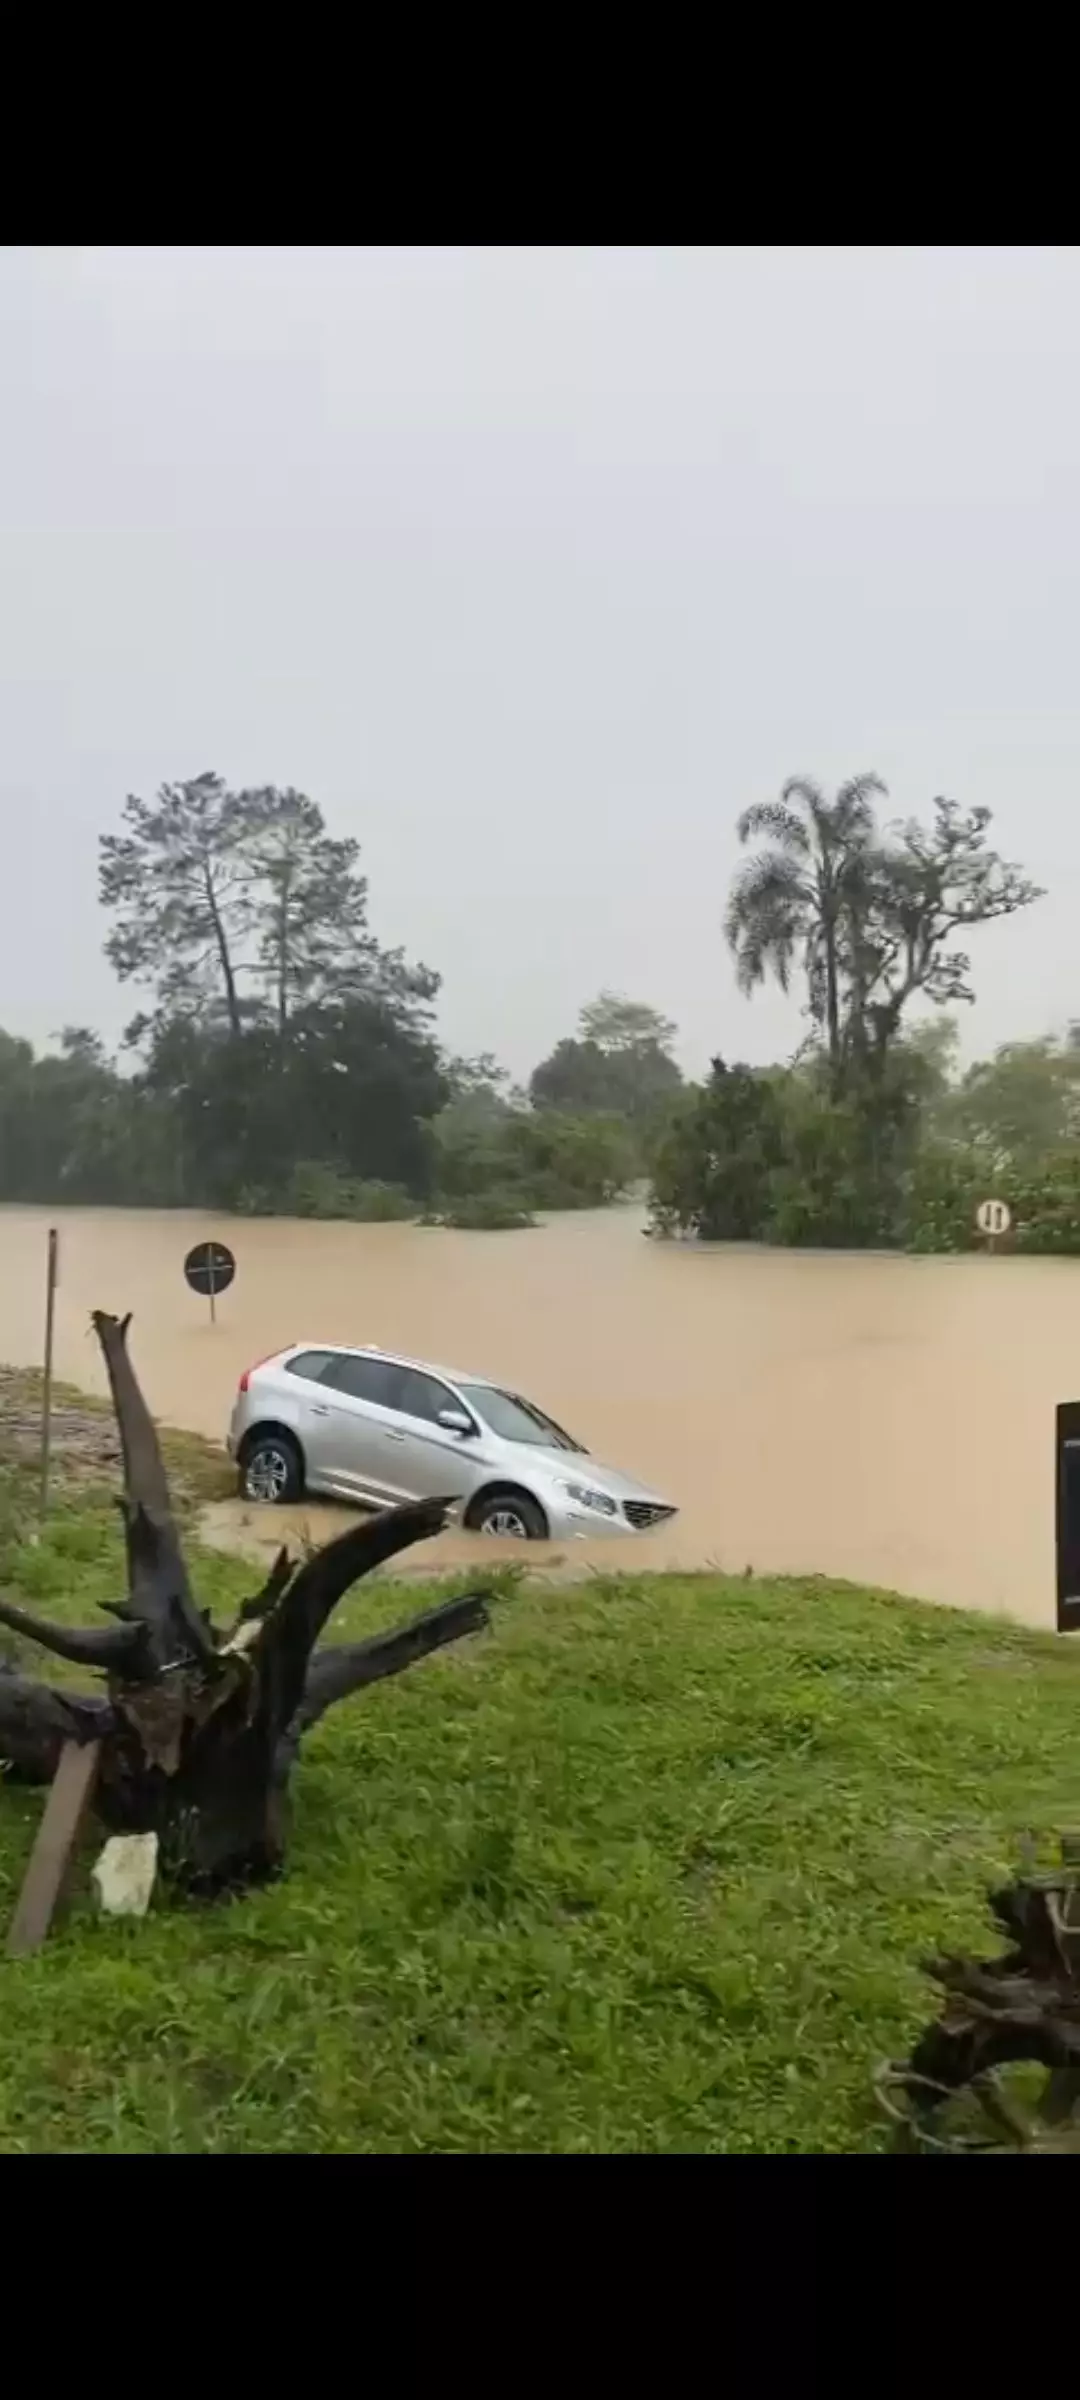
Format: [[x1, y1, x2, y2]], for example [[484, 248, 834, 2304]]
[[458, 1384, 584, 1452]]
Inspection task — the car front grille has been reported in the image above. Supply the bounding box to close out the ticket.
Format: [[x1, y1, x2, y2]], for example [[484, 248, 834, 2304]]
[[623, 1502, 675, 1532]]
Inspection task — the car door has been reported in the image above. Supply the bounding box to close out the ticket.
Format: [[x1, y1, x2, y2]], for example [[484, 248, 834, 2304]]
[[275, 1350, 344, 1486], [310, 1353, 415, 1504], [383, 1366, 484, 1504]]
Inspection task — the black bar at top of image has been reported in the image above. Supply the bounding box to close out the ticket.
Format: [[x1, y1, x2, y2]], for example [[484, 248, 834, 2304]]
[[1055, 1402, 1080, 1633]]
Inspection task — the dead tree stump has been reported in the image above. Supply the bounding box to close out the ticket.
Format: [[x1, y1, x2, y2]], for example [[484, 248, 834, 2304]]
[[879, 1842, 1080, 2151], [0, 1310, 490, 1901]]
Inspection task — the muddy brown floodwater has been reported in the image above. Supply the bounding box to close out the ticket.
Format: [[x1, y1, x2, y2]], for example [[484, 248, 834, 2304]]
[[0, 1202, 1074, 1625]]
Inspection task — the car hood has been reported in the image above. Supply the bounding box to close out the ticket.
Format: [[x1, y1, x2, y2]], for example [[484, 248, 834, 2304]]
[[510, 1444, 674, 1507]]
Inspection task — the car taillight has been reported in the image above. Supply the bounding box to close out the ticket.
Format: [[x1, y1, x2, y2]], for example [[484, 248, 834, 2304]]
[[239, 1351, 284, 1395]]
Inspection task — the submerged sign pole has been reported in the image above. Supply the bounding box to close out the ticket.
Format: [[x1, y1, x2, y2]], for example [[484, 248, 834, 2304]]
[[183, 1240, 236, 1326], [975, 1197, 1012, 1256], [39, 1226, 59, 1519]]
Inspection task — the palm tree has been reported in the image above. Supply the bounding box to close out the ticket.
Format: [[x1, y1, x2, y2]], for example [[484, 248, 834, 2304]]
[[725, 774, 885, 1083]]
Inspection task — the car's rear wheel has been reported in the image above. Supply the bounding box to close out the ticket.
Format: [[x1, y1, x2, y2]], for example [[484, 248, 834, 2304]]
[[240, 1429, 303, 1506], [470, 1488, 548, 1541]]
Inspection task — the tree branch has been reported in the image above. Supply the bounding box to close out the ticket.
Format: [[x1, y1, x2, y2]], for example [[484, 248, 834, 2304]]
[[261, 1496, 454, 1732], [0, 1592, 143, 1672], [298, 1590, 490, 1726], [0, 1664, 116, 1782], [90, 1311, 214, 1669], [237, 1546, 294, 1627], [274, 1589, 490, 1781], [91, 1310, 172, 1522]]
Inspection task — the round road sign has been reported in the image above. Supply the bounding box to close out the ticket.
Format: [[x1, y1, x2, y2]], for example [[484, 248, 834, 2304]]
[[975, 1199, 1012, 1239], [184, 1240, 236, 1298]]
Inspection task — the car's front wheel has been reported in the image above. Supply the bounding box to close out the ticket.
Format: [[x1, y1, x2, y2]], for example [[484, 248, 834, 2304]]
[[240, 1429, 304, 1506], [470, 1488, 548, 1541]]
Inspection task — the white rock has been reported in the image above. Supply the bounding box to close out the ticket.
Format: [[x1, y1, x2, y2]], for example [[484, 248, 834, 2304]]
[[91, 1832, 159, 1919]]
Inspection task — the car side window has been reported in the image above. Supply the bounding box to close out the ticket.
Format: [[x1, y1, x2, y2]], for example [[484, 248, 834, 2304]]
[[284, 1350, 337, 1384], [393, 1366, 461, 1426], [318, 1354, 401, 1409]]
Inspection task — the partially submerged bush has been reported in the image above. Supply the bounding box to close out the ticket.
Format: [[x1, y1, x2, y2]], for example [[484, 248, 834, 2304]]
[[238, 1162, 415, 1222], [423, 1193, 537, 1231]]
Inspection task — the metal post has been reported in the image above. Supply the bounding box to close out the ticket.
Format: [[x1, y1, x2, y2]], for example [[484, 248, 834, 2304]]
[[40, 1226, 59, 1519], [208, 1245, 217, 1325]]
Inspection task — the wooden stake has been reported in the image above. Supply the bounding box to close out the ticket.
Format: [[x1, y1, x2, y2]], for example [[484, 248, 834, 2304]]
[[6, 1738, 102, 1958], [39, 1225, 59, 1519]]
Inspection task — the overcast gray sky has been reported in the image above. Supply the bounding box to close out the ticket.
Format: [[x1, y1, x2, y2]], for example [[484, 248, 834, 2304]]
[[2, 244, 1079, 1079]]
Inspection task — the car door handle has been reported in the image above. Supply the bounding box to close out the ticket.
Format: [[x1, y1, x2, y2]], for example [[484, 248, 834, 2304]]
[[385, 1429, 406, 1443], [311, 1404, 331, 1417]]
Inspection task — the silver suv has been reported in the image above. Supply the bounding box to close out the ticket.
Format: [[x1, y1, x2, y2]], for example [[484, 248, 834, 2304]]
[[228, 1342, 677, 1543]]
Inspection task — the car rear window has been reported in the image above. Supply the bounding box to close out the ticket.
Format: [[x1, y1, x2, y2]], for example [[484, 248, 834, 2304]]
[[318, 1354, 402, 1408], [284, 1350, 338, 1384]]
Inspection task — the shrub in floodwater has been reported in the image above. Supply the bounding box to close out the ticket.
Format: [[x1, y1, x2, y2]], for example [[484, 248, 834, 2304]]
[[236, 1162, 415, 1223]]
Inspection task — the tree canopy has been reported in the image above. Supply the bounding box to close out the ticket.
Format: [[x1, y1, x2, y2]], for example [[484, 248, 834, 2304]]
[[530, 990, 682, 1142], [727, 777, 1041, 1089], [0, 759, 1060, 1250], [100, 775, 438, 1052], [4, 785, 678, 1222]]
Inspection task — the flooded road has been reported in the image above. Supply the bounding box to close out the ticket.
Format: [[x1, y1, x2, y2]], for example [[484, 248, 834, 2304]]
[[0, 1202, 1074, 1625]]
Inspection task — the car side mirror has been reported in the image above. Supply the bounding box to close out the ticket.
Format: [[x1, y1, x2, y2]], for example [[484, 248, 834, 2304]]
[[437, 1408, 475, 1436]]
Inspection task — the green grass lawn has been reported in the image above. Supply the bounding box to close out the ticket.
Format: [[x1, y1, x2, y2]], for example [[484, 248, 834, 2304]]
[[1, 1398, 1079, 2152]]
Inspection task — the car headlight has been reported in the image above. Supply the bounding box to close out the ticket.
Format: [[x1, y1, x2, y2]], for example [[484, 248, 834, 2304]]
[[560, 1481, 619, 1518]]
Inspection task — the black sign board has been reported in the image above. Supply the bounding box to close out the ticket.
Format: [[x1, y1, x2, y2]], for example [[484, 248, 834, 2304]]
[[1055, 1402, 1080, 1632], [184, 1241, 236, 1319]]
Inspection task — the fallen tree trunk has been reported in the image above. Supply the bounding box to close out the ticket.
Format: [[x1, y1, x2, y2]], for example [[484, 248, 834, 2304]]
[[0, 1311, 491, 1897]]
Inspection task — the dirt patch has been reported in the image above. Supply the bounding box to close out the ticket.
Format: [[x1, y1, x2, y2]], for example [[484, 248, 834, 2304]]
[[0, 1368, 229, 1511], [197, 1494, 592, 1585], [0, 1368, 119, 1489]]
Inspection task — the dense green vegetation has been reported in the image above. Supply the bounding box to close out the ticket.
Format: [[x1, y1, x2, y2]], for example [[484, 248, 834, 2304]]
[[2, 762, 1077, 1250], [0, 774, 680, 1222], [651, 774, 1080, 1252], [0, 1400, 1077, 2152], [652, 1025, 1080, 1254]]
